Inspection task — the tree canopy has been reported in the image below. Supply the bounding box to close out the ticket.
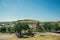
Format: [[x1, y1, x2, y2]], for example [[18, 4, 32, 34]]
[[13, 22, 30, 33]]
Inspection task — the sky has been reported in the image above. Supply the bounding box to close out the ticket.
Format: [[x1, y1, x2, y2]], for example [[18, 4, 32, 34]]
[[0, 0, 60, 22]]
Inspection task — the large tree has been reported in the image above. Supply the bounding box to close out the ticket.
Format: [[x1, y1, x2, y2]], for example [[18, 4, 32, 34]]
[[13, 22, 35, 37], [13, 22, 30, 33]]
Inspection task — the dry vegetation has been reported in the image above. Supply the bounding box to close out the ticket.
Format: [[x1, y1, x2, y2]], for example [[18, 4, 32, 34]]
[[0, 33, 60, 40]]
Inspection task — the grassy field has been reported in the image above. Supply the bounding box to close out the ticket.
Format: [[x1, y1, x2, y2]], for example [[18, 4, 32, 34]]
[[0, 33, 60, 40]]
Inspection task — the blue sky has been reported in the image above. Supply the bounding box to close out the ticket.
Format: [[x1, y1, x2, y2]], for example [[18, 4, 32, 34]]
[[0, 0, 60, 22]]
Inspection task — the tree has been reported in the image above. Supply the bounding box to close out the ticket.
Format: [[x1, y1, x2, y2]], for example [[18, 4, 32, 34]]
[[13, 22, 34, 37], [52, 23, 59, 31], [7, 27, 14, 33], [0, 28, 1, 32], [13, 22, 30, 33], [43, 22, 52, 32], [36, 22, 43, 32], [0, 26, 6, 32], [36, 26, 43, 32]]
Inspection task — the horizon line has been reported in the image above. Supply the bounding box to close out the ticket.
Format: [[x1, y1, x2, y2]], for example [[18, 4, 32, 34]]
[[0, 19, 60, 22]]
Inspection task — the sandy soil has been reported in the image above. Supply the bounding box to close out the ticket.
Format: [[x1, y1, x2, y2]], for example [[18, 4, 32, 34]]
[[0, 33, 60, 40]]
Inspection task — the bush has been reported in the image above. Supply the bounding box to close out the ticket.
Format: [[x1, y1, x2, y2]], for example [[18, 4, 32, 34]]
[[0, 27, 6, 32]]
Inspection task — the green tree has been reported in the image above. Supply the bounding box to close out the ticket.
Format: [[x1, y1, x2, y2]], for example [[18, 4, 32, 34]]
[[0, 28, 1, 32], [13, 22, 35, 37], [43, 22, 52, 32], [36, 22, 43, 32], [13, 22, 30, 33], [36, 26, 43, 32], [52, 23, 59, 31], [7, 27, 14, 33], [0, 26, 6, 32]]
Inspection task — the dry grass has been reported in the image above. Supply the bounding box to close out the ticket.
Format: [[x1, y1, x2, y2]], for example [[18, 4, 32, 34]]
[[0, 32, 60, 40], [0, 34, 60, 40]]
